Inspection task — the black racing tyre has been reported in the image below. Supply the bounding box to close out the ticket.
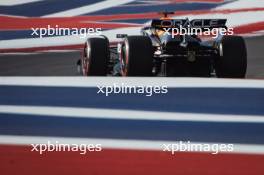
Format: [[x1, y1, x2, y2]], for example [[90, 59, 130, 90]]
[[215, 36, 247, 78], [122, 36, 153, 76], [82, 37, 109, 76]]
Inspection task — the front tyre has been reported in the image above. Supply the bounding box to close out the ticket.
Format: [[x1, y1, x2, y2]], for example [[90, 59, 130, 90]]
[[215, 36, 247, 78]]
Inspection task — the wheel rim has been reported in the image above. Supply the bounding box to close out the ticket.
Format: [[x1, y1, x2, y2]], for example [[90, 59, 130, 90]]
[[82, 42, 91, 76], [120, 40, 129, 76], [219, 43, 223, 57]]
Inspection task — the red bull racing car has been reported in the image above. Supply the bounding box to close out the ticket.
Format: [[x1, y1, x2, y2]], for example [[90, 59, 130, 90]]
[[77, 12, 247, 77]]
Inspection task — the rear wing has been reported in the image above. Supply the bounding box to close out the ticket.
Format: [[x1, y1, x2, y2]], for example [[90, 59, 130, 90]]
[[151, 19, 227, 30]]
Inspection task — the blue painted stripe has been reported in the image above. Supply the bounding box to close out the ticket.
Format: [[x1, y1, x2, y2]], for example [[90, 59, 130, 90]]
[[0, 113, 263, 144], [0, 0, 102, 17], [0, 86, 263, 115], [88, 3, 223, 15]]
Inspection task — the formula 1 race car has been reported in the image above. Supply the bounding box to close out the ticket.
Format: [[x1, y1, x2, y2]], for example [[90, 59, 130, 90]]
[[77, 12, 247, 77]]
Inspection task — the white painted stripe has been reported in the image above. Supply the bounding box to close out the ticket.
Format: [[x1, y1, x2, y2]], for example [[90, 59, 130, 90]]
[[0, 105, 264, 123], [0, 0, 42, 6], [43, 0, 135, 17], [215, 0, 264, 10], [0, 135, 263, 155], [0, 77, 264, 88]]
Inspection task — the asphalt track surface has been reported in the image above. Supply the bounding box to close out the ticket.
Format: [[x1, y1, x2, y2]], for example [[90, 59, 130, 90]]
[[0, 36, 263, 78]]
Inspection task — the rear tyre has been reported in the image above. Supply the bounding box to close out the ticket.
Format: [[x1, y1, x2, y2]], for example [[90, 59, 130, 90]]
[[122, 36, 153, 76], [215, 36, 247, 78], [82, 37, 109, 76]]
